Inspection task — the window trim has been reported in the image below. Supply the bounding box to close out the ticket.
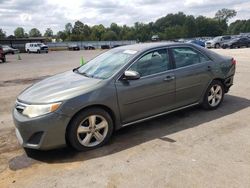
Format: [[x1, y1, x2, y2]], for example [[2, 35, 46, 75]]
[[116, 45, 212, 82]]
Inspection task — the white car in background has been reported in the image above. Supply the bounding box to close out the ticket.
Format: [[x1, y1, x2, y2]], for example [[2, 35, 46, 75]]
[[25, 43, 48, 53]]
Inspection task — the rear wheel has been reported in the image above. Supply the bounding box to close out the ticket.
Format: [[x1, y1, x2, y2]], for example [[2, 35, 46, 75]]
[[67, 108, 113, 151], [27, 50, 30, 54], [37, 50, 40, 53], [202, 80, 224, 110]]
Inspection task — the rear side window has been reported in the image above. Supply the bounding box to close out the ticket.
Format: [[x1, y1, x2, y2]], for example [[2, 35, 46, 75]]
[[223, 36, 231, 40], [172, 47, 210, 68], [129, 49, 171, 77]]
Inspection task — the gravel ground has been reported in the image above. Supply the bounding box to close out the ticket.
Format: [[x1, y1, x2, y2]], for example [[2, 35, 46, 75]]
[[0, 48, 249, 188]]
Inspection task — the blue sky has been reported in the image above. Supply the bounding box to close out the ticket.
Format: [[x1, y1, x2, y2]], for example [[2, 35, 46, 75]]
[[0, 0, 249, 35]]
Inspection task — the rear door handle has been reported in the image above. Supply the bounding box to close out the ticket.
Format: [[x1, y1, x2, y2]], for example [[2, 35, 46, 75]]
[[164, 75, 175, 81]]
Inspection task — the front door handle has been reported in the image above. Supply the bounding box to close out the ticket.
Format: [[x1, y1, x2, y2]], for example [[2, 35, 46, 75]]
[[164, 75, 175, 81], [207, 65, 211, 71]]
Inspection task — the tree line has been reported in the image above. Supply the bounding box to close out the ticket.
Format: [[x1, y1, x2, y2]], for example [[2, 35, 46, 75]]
[[0, 9, 249, 42]]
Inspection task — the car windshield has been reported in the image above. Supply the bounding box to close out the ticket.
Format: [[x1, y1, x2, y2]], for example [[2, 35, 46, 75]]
[[213, 36, 221, 41], [76, 48, 137, 79]]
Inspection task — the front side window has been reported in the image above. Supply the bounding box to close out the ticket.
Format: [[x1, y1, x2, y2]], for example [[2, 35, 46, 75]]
[[172, 47, 210, 68], [129, 49, 170, 77]]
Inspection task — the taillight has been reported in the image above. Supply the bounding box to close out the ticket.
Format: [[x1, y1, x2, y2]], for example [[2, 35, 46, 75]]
[[232, 58, 236, 65]]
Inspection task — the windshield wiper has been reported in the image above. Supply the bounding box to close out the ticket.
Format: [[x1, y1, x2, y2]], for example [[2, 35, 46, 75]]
[[73, 68, 90, 77]]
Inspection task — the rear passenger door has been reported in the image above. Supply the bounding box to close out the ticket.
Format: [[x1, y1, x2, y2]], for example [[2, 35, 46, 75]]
[[170, 47, 212, 107]]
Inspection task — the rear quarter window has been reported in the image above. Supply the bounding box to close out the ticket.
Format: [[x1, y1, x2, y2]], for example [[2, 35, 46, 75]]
[[172, 47, 210, 68]]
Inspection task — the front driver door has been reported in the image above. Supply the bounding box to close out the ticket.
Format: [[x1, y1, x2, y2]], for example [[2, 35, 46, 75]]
[[115, 48, 176, 124]]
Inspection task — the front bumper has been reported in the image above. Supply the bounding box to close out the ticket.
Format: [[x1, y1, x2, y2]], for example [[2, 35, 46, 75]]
[[13, 109, 71, 150], [205, 43, 214, 48]]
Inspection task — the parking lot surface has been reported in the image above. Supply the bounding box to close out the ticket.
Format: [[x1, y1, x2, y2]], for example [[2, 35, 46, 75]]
[[0, 49, 249, 188]]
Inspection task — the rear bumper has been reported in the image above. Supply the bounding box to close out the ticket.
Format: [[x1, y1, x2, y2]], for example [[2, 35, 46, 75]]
[[224, 75, 234, 93], [13, 109, 71, 150]]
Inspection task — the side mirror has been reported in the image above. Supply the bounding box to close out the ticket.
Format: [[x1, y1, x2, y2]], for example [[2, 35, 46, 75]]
[[123, 70, 140, 80]]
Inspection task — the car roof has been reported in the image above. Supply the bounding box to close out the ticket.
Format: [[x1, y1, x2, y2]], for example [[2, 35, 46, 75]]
[[116, 42, 188, 52]]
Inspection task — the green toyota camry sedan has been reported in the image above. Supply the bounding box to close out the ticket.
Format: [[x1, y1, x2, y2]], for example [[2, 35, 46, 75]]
[[13, 42, 236, 151]]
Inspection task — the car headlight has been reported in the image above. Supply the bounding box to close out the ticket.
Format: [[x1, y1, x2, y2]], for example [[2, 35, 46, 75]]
[[22, 102, 61, 118]]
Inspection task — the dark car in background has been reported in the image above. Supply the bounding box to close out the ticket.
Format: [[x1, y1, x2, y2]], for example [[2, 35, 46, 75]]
[[222, 37, 250, 49], [0, 45, 6, 63], [13, 43, 235, 151], [84, 45, 95, 50], [68, 44, 80, 51], [2, 45, 19, 55]]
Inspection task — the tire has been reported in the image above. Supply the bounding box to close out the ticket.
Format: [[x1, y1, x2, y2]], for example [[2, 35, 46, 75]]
[[27, 50, 30, 54], [215, 43, 220, 49], [37, 50, 40, 54], [67, 108, 114, 151], [202, 80, 225, 110], [2, 56, 6, 63]]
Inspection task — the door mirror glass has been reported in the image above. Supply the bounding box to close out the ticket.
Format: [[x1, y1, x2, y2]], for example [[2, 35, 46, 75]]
[[123, 70, 140, 80]]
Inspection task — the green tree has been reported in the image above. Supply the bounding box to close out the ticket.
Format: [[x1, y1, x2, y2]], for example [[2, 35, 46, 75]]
[[14, 27, 25, 38], [72, 21, 84, 35], [24, 33, 29, 38], [44, 28, 53, 37], [57, 31, 67, 41], [0, 28, 6, 39], [215, 8, 237, 22], [65, 23, 73, 35], [228, 19, 250, 34], [102, 31, 118, 41], [110, 23, 121, 38], [184, 15, 197, 37], [91, 24, 106, 41], [29, 28, 42, 37]]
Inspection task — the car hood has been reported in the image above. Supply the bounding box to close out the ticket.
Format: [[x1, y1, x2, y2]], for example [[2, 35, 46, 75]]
[[206, 40, 214, 44], [18, 70, 102, 103]]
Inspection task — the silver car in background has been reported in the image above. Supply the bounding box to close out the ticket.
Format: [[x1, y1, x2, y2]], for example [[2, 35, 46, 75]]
[[205, 36, 232, 48]]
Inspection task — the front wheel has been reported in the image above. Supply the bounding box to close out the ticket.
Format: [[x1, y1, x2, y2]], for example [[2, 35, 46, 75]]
[[67, 108, 114, 151], [2, 56, 6, 63], [202, 80, 225, 110], [215, 43, 220, 49]]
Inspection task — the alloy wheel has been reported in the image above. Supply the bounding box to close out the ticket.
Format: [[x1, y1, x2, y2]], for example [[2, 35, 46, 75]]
[[77, 115, 109, 147], [208, 84, 223, 107]]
